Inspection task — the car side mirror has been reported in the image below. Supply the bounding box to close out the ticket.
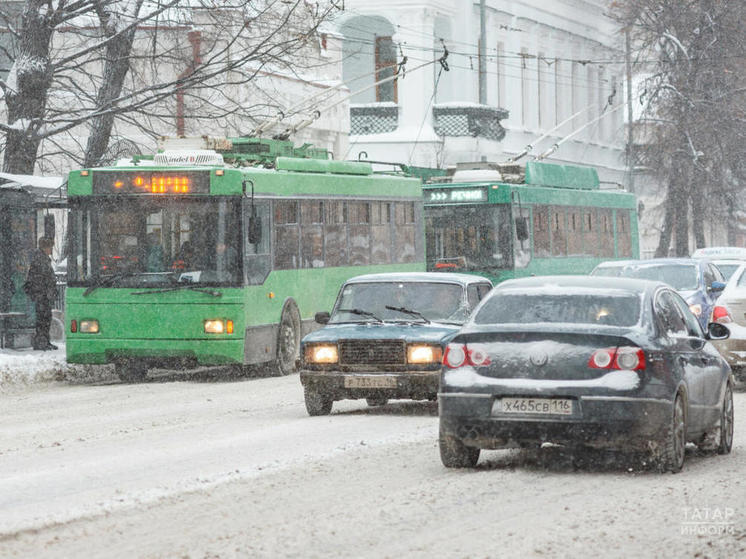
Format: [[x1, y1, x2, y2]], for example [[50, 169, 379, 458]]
[[709, 281, 726, 293], [706, 322, 730, 341], [314, 311, 330, 325]]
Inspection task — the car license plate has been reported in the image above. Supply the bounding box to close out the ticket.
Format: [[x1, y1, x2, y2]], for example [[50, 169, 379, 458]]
[[498, 397, 573, 415], [344, 376, 397, 389]]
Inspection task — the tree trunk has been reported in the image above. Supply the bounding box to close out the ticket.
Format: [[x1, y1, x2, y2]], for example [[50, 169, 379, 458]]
[[2, 0, 54, 174], [654, 189, 675, 258], [674, 197, 690, 257], [83, 8, 140, 168], [691, 191, 706, 249]]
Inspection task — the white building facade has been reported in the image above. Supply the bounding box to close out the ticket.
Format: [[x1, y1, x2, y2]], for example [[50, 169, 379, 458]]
[[338, 0, 628, 187]]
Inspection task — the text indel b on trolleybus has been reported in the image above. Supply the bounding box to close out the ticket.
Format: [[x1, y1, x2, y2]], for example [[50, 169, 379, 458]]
[[65, 137, 424, 381], [423, 160, 639, 284]]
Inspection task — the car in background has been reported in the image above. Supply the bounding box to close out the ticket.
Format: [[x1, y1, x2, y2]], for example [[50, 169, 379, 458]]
[[608, 258, 725, 330], [709, 260, 745, 283], [692, 246, 746, 260], [692, 247, 746, 282], [299, 272, 492, 416], [710, 263, 746, 380], [589, 259, 639, 277], [438, 276, 734, 472]]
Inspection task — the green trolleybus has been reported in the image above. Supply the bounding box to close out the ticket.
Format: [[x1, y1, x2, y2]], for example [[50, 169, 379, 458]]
[[424, 160, 639, 284], [65, 138, 424, 381]]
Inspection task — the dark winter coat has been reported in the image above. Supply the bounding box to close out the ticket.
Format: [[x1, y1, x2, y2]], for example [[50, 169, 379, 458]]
[[25, 249, 57, 303]]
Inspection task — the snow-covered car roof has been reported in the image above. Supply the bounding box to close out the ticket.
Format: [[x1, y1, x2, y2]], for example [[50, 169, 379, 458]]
[[692, 246, 746, 260], [343, 272, 491, 286]]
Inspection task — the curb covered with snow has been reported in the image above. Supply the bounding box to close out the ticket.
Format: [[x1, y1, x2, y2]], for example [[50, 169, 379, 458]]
[[0, 345, 71, 391]]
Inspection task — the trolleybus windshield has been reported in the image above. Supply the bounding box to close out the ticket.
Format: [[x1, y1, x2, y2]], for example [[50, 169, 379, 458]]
[[68, 197, 242, 287], [425, 205, 513, 271]]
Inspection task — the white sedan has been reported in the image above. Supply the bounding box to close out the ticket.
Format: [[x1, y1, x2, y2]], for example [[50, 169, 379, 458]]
[[711, 263, 746, 379]]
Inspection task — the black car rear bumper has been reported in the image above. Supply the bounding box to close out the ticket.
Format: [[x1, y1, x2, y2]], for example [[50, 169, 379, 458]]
[[300, 370, 439, 400], [439, 393, 673, 450]]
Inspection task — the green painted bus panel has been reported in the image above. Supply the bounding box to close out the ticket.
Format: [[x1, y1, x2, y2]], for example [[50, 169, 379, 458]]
[[66, 338, 243, 365], [68, 165, 420, 199], [524, 161, 599, 189], [242, 168, 422, 198], [275, 157, 373, 175], [490, 183, 635, 208], [67, 170, 93, 196]]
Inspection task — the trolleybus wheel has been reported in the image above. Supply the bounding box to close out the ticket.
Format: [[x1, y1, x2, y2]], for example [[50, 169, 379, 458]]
[[115, 360, 148, 383], [274, 305, 300, 376]]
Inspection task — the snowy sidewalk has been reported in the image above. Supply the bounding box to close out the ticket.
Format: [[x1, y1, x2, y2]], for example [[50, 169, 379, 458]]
[[0, 344, 70, 391]]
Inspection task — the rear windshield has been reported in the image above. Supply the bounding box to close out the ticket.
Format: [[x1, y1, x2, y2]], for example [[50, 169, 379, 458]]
[[621, 264, 698, 291], [474, 292, 641, 327]]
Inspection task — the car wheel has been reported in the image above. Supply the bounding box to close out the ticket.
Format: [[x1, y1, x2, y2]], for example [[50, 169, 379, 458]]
[[115, 360, 148, 383], [439, 425, 480, 468], [718, 383, 734, 455], [274, 307, 300, 376], [365, 397, 388, 407], [304, 388, 333, 416], [660, 394, 686, 473], [699, 383, 734, 455]]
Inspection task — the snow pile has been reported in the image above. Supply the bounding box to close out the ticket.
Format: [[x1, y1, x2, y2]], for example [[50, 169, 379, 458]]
[[0, 345, 69, 391]]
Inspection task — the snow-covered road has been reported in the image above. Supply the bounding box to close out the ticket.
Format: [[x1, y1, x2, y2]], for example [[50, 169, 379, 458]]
[[1, 370, 744, 558]]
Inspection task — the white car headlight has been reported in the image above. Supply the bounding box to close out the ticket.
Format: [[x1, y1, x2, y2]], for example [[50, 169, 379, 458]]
[[305, 344, 338, 364], [407, 344, 442, 364]]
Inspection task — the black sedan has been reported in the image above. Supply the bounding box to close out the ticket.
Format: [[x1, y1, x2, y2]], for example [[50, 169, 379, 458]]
[[438, 276, 735, 472]]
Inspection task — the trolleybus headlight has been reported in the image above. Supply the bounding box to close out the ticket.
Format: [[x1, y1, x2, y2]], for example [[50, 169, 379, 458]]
[[407, 344, 442, 364], [305, 344, 338, 364], [79, 320, 99, 333], [204, 319, 226, 334]]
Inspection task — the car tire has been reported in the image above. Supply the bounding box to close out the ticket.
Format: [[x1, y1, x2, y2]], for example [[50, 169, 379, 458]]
[[439, 425, 480, 468], [304, 388, 333, 416], [115, 360, 148, 383], [365, 397, 388, 407], [717, 383, 734, 455], [659, 394, 686, 473], [699, 383, 734, 455], [274, 306, 300, 376]]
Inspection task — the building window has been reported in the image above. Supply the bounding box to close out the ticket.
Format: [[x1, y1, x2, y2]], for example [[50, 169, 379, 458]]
[[375, 36, 397, 103]]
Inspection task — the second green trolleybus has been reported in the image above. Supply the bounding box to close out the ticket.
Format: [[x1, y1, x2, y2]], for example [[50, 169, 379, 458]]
[[423, 160, 639, 284]]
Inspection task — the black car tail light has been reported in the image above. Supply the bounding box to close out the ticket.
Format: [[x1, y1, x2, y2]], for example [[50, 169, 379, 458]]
[[589, 347, 645, 371]]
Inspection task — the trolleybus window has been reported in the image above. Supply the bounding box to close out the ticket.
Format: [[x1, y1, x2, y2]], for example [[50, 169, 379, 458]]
[[68, 197, 242, 286], [426, 205, 512, 271]]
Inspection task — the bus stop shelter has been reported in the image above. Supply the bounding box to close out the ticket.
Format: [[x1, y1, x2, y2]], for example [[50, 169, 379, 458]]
[[0, 174, 66, 348]]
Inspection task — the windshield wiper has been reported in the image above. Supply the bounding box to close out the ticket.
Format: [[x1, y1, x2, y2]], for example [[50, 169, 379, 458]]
[[336, 308, 383, 323], [83, 271, 141, 297], [385, 305, 430, 324], [130, 284, 222, 297]]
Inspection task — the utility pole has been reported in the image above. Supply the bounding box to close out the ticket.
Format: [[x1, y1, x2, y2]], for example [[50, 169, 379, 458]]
[[479, 0, 487, 105], [625, 29, 635, 194]]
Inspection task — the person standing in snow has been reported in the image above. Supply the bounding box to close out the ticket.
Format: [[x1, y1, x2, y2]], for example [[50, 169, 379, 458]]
[[24, 237, 58, 351]]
